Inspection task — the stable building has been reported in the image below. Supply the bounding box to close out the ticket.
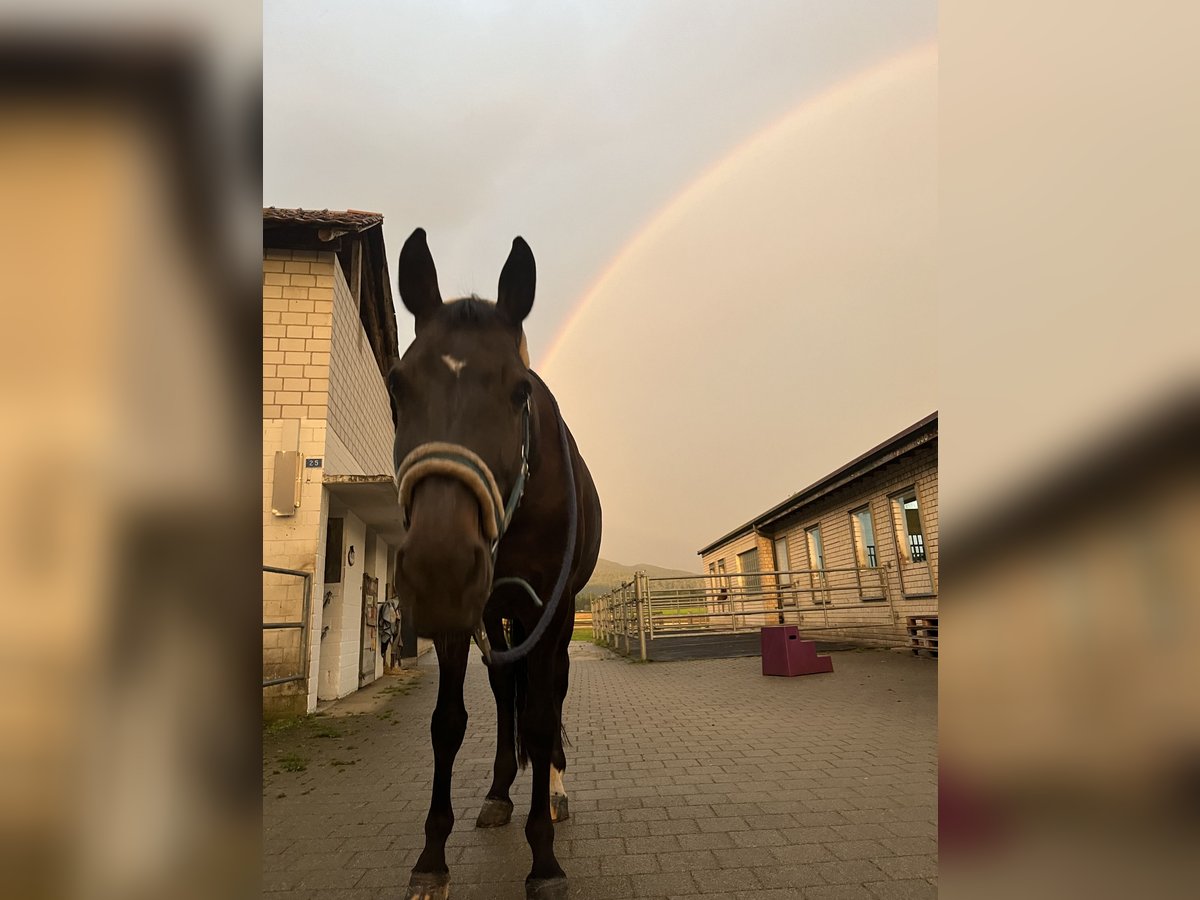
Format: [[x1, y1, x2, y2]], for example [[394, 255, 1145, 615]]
[[261, 207, 424, 716], [697, 413, 938, 649]]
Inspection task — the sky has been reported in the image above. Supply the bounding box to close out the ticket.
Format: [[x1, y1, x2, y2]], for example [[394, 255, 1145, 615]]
[[264, 0, 938, 571]]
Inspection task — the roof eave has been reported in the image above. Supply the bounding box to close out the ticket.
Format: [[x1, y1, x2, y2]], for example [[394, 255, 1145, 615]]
[[696, 412, 938, 557]]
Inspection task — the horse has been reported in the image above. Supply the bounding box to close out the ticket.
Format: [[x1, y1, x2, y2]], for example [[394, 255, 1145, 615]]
[[390, 228, 602, 900]]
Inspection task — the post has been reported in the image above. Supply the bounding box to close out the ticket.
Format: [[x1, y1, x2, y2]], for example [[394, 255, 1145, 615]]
[[645, 573, 655, 640], [882, 563, 899, 625], [624, 585, 633, 657], [634, 572, 648, 661]]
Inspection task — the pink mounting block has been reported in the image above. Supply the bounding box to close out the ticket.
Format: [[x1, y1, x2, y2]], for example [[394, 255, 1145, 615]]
[[760, 626, 834, 677]]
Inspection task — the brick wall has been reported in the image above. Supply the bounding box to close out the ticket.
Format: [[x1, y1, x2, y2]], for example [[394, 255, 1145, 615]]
[[326, 263, 394, 476], [263, 250, 334, 421], [263, 249, 335, 715]]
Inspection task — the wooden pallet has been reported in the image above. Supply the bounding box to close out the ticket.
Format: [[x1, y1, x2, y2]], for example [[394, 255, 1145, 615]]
[[907, 615, 938, 658]]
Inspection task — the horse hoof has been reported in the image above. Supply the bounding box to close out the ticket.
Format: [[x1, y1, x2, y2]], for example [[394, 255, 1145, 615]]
[[549, 793, 570, 823], [526, 876, 568, 900], [406, 871, 450, 900], [475, 796, 513, 828]]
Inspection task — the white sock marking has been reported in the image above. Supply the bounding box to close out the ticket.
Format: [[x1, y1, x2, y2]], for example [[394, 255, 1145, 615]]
[[550, 765, 565, 797]]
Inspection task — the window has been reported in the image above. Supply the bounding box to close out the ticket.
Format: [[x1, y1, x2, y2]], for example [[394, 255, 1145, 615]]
[[805, 525, 825, 570], [737, 548, 760, 591], [773, 536, 791, 584], [850, 506, 878, 568], [892, 488, 927, 562], [805, 525, 827, 604]]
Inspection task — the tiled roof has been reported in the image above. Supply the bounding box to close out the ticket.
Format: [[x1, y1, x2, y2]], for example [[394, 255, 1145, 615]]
[[262, 207, 383, 230]]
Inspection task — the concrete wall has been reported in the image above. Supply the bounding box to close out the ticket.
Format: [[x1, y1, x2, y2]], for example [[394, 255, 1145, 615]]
[[367, 533, 389, 681], [319, 511, 369, 700]]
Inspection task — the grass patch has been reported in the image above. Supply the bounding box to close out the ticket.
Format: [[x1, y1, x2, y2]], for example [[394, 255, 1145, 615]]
[[328, 758, 358, 768], [264, 716, 304, 735], [310, 722, 342, 739], [278, 753, 308, 773], [655, 606, 707, 617], [570, 627, 593, 642]]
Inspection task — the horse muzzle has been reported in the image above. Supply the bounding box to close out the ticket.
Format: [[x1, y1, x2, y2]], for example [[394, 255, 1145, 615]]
[[395, 476, 493, 635]]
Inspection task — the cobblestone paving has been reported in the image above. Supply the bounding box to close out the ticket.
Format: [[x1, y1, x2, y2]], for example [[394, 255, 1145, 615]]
[[264, 643, 937, 900]]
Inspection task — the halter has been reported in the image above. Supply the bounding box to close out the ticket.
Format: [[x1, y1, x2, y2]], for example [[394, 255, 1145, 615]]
[[395, 399, 530, 548], [394, 399, 535, 662], [392, 373, 578, 668]]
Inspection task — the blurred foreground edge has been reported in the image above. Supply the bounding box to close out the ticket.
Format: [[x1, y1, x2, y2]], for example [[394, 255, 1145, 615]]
[[0, 28, 260, 900], [943, 385, 1200, 897]]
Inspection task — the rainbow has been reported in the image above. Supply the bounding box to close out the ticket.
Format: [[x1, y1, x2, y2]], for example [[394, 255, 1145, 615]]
[[537, 40, 937, 373]]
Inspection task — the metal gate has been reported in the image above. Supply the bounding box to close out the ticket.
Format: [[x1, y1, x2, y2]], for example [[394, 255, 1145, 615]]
[[262, 565, 311, 688], [359, 573, 379, 686]]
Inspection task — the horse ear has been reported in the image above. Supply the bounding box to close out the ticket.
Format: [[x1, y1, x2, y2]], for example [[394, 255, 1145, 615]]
[[497, 236, 535, 326], [397, 228, 442, 323]]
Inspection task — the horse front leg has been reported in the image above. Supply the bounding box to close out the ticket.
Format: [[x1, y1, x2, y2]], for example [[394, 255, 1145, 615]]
[[549, 641, 570, 824], [408, 633, 471, 900], [521, 650, 567, 900], [477, 616, 518, 828]]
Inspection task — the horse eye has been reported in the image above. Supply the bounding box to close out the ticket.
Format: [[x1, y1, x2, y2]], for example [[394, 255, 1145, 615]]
[[511, 379, 531, 406], [386, 365, 405, 400]]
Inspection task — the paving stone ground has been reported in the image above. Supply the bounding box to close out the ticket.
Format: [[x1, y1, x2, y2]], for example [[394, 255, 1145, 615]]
[[264, 642, 937, 900]]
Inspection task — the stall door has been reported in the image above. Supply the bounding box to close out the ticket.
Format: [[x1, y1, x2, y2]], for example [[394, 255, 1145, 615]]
[[359, 574, 379, 686]]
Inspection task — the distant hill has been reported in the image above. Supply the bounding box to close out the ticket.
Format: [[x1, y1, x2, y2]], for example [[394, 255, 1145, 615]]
[[575, 558, 700, 608]]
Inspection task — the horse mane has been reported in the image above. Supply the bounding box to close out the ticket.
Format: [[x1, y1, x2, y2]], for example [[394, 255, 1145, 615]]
[[443, 295, 501, 326]]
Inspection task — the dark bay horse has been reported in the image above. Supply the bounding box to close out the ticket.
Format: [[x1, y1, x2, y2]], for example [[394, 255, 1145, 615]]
[[390, 229, 602, 900]]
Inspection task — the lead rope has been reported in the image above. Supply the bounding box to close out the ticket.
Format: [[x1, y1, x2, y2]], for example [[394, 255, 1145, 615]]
[[482, 376, 578, 668]]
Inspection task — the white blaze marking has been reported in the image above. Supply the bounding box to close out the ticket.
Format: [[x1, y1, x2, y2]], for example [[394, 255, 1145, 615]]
[[550, 765, 565, 797], [441, 354, 467, 376]]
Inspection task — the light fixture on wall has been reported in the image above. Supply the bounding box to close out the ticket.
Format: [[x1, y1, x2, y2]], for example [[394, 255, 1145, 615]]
[[347, 545, 356, 567]]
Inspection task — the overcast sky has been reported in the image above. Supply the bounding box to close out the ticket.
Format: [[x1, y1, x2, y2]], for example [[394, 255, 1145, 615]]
[[264, 1, 937, 570]]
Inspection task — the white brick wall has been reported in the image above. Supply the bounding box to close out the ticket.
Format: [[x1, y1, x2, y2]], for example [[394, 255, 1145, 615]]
[[326, 263, 394, 476]]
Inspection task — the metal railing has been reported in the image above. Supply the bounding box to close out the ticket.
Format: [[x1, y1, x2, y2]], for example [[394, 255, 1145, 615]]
[[592, 565, 919, 658], [262, 565, 312, 688]]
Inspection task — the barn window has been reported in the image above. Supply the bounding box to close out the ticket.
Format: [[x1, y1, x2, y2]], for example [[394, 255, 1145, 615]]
[[805, 525, 825, 570], [892, 488, 927, 562], [773, 536, 791, 583], [737, 548, 760, 591], [850, 506, 878, 568]]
